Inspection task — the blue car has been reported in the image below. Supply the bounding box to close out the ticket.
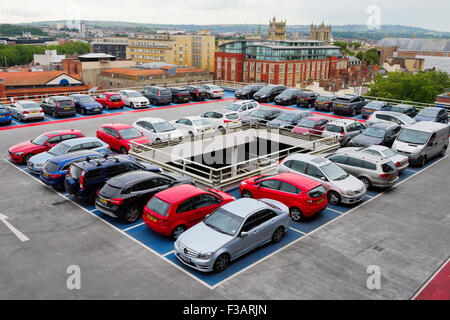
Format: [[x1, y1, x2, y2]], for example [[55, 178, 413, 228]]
[[27, 137, 111, 174], [361, 101, 391, 119], [69, 94, 103, 115], [0, 104, 12, 125], [414, 107, 448, 124]]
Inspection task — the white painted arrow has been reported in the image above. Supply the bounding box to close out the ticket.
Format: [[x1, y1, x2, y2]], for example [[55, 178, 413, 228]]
[[0, 213, 29, 242]]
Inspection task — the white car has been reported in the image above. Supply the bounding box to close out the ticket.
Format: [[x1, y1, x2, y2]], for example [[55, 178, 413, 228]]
[[224, 100, 260, 117], [133, 117, 185, 143], [118, 90, 149, 109], [199, 110, 242, 133], [172, 116, 216, 137], [202, 84, 225, 99], [366, 110, 416, 127]]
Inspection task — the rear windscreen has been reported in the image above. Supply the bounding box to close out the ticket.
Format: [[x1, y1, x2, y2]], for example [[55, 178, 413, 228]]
[[110, 95, 121, 101], [226, 113, 239, 120], [382, 162, 396, 173], [43, 161, 59, 173], [100, 183, 122, 198], [325, 124, 344, 133], [58, 100, 73, 107], [308, 186, 325, 198]]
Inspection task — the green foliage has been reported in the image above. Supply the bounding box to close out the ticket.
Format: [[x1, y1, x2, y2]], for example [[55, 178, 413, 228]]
[[356, 48, 380, 65], [367, 71, 450, 103], [0, 41, 91, 67], [0, 24, 48, 36]]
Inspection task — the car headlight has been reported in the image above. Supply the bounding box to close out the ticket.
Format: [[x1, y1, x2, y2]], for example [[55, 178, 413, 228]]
[[14, 152, 24, 156], [240, 181, 247, 185], [411, 148, 420, 154], [346, 190, 356, 196], [197, 252, 213, 260]]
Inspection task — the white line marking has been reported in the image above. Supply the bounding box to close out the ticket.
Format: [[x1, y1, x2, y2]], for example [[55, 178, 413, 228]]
[[326, 207, 345, 215], [209, 155, 449, 289], [365, 194, 373, 198], [3, 159, 215, 290], [404, 168, 419, 173], [0, 213, 29, 242], [163, 250, 174, 257], [123, 222, 145, 232], [411, 257, 450, 300], [288, 227, 305, 235]]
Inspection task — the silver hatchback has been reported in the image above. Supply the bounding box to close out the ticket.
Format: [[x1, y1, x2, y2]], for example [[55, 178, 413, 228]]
[[277, 154, 366, 205], [326, 150, 399, 189], [174, 198, 290, 273]]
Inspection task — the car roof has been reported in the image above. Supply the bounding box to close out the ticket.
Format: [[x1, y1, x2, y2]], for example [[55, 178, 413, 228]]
[[365, 145, 390, 152], [373, 110, 410, 118], [178, 116, 204, 121], [274, 172, 321, 189], [103, 92, 119, 95], [109, 170, 160, 186], [214, 109, 238, 115], [48, 150, 103, 164], [59, 137, 101, 146], [370, 122, 398, 129], [52, 96, 72, 100], [335, 150, 389, 163], [303, 116, 327, 121], [230, 100, 254, 104], [221, 198, 275, 218], [102, 123, 133, 129], [337, 94, 358, 99], [75, 154, 133, 169], [136, 117, 166, 123], [69, 94, 89, 97], [327, 119, 358, 126], [119, 89, 138, 93], [46, 129, 82, 136], [404, 121, 449, 132], [393, 104, 413, 108], [284, 153, 332, 166], [170, 87, 187, 90], [366, 101, 385, 105], [16, 100, 39, 104], [422, 107, 442, 112], [155, 184, 206, 204]]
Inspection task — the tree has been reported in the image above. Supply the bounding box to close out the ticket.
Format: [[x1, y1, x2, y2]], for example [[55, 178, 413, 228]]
[[356, 48, 380, 65], [367, 70, 450, 103]]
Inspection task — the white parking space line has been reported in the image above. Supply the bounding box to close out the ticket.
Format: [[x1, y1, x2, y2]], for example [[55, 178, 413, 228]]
[[4, 159, 215, 290], [326, 208, 344, 215], [122, 222, 145, 232], [404, 168, 419, 173], [0, 213, 30, 242], [288, 227, 306, 235], [163, 250, 174, 257], [410, 257, 450, 300], [209, 155, 449, 290]]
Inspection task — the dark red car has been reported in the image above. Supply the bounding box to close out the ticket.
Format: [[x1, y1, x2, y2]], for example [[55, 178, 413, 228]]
[[95, 92, 124, 110], [8, 129, 84, 164], [292, 117, 329, 135], [143, 184, 235, 239], [239, 172, 327, 221], [96, 123, 150, 154]]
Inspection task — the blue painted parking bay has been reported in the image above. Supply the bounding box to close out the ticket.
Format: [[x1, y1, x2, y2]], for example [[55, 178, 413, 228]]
[[5, 144, 447, 288]]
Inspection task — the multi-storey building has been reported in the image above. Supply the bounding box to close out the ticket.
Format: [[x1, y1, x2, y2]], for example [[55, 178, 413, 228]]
[[126, 31, 215, 73], [215, 39, 349, 87], [92, 37, 128, 59]]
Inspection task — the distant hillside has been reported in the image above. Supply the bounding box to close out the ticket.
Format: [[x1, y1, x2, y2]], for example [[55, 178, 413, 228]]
[[0, 24, 49, 37], [27, 20, 450, 40]]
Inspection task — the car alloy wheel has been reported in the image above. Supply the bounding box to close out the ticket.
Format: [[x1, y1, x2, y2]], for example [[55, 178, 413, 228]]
[[241, 190, 253, 198], [441, 146, 447, 157], [352, 109, 357, 117], [213, 253, 230, 273], [105, 104, 109, 110], [52, 111, 58, 118], [218, 127, 226, 135], [130, 102, 134, 109], [327, 191, 341, 205], [272, 226, 285, 243], [124, 205, 140, 223], [155, 138, 162, 144], [171, 225, 186, 240], [420, 156, 427, 167], [360, 177, 371, 189], [289, 207, 304, 222], [22, 154, 32, 165]]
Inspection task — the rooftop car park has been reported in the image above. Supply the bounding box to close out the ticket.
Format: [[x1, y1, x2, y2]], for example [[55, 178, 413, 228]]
[[0, 82, 449, 299]]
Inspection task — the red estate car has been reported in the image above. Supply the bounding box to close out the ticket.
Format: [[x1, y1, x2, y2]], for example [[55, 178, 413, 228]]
[[292, 117, 329, 136], [8, 129, 84, 164], [239, 172, 327, 221], [97, 123, 150, 154], [95, 92, 124, 110], [143, 184, 235, 239]]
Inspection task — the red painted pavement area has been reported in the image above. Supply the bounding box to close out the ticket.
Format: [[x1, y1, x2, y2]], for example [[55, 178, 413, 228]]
[[414, 259, 450, 300]]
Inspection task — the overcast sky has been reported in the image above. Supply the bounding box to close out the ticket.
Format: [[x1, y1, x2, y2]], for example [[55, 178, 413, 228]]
[[1, 0, 449, 32]]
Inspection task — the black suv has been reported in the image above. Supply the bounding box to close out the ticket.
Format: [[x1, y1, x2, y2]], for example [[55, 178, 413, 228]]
[[64, 155, 162, 204], [253, 85, 286, 103], [95, 170, 193, 223], [235, 84, 264, 99], [169, 87, 191, 103], [185, 85, 207, 101], [40, 96, 76, 118], [274, 88, 303, 106], [314, 95, 337, 112], [296, 92, 319, 108], [390, 104, 418, 118], [141, 87, 172, 105], [332, 95, 368, 116]]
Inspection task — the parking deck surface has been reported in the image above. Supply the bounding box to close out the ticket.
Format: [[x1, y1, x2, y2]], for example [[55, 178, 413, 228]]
[[0, 96, 449, 299]]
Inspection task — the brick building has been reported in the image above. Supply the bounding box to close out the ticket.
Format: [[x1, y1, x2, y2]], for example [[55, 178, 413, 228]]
[[215, 39, 348, 87]]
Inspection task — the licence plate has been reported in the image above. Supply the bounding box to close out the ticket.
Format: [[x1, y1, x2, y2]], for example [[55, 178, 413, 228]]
[[318, 102, 323, 104], [205, 128, 210, 131], [43, 172, 49, 177], [179, 254, 191, 264], [338, 104, 343, 107], [300, 98, 305, 101], [31, 111, 39, 114], [0, 115, 3, 117], [232, 121, 238, 124], [316, 198, 325, 204], [147, 214, 157, 222], [184, 98, 189, 101], [64, 107, 71, 110], [99, 197, 108, 204]]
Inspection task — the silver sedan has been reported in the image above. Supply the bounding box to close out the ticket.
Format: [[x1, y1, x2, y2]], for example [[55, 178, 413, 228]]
[[174, 198, 290, 273], [8, 100, 44, 121]]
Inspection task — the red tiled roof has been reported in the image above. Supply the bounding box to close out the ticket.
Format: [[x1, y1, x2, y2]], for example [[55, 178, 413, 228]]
[[0, 71, 82, 86], [101, 68, 166, 76]]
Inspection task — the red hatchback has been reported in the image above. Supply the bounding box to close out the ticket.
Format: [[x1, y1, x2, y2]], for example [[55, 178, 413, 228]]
[[292, 117, 329, 135], [8, 129, 84, 164], [239, 172, 327, 221], [95, 92, 124, 110], [143, 184, 235, 239], [96, 123, 150, 154]]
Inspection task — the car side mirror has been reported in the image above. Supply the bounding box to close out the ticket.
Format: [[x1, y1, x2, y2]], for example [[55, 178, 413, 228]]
[[240, 231, 248, 238], [320, 177, 326, 181], [428, 141, 435, 147]]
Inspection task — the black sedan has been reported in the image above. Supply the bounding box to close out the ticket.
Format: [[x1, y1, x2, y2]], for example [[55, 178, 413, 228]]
[[241, 108, 282, 125], [235, 85, 264, 99], [349, 122, 402, 148], [274, 88, 303, 106], [95, 170, 194, 223]]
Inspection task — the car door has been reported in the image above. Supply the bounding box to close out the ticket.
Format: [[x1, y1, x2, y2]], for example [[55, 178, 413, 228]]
[[230, 212, 266, 258], [108, 128, 122, 151], [342, 156, 362, 177], [303, 162, 334, 192], [277, 181, 300, 208], [255, 179, 281, 201], [175, 196, 203, 229]]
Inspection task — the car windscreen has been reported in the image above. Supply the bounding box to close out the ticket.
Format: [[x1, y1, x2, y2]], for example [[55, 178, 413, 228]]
[[396, 114, 415, 125], [397, 128, 430, 145], [362, 127, 385, 138], [249, 109, 267, 118], [382, 161, 396, 172], [417, 108, 438, 118], [390, 106, 407, 113], [335, 97, 352, 103], [154, 121, 176, 133], [77, 96, 96, 103], [317, 96, 331, 102], [365, 102, 383, 109], [203, 207, 244, 236], [325, 124, 344, 133], [48, 143, 71, 156], [320, 162, 349, 181], [279, 89, 295, 96], [31, 133, 49, 145], [276, 112, 297, 121], [119, 128, 142, 139], [110, 95, 122, 101], [225, 103, 241, 111], [100, 183, 123, 198], [225, 113, 239, 120], [21, 102, 40, 109], [193, 119, 210, 126], [160, 89, 171, 95], [257, 87, 273, 94], [381, 148, 397, 157], [127, 92, 142, 98], [308, 185, 325, 198], [146, 196, 171, 217], [298, 118, 316, 128], [42, 160, 59, 173]]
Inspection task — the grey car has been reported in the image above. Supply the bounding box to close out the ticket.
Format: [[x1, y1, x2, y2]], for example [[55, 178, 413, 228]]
[[174, 198, 290, 273], [335, 145, 409, 172], [323, 119, 367, 147], [326, 150, 399, 189], [8, 100, 44, 121], [277, 154, 366, 205]]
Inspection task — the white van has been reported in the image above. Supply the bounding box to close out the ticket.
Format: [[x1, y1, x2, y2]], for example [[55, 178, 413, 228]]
[[392, 122, 449, 166]]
